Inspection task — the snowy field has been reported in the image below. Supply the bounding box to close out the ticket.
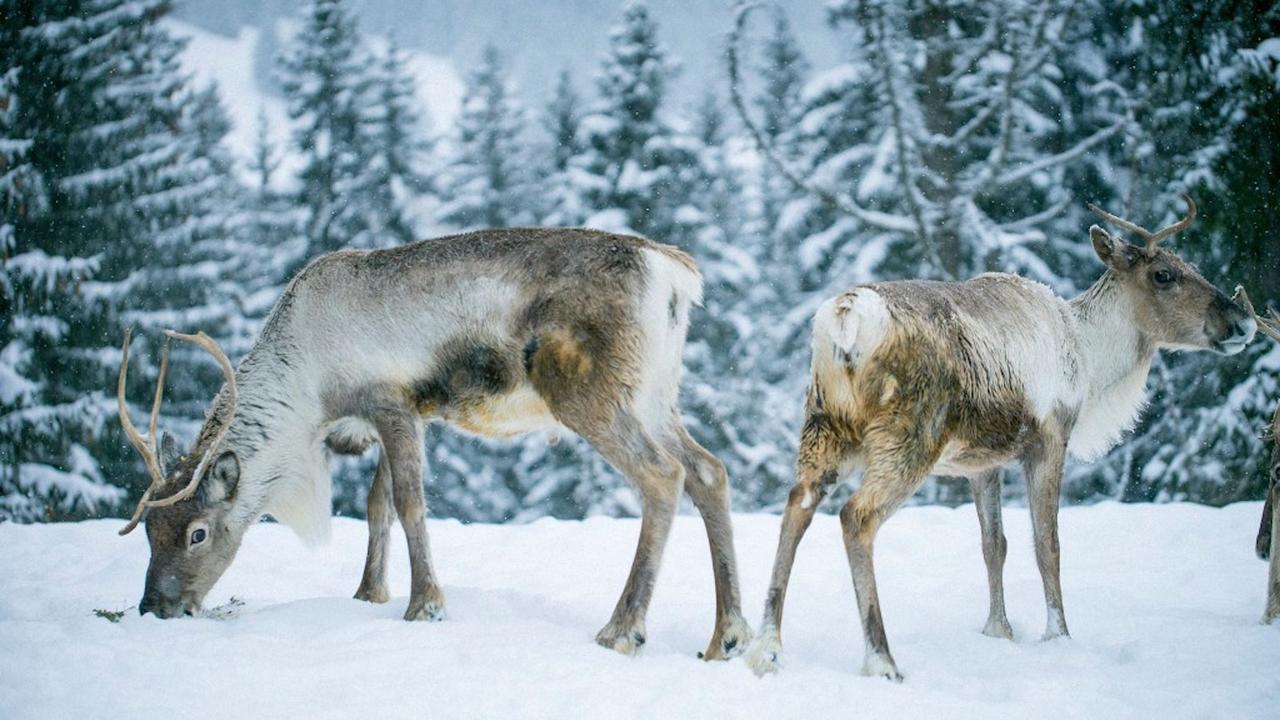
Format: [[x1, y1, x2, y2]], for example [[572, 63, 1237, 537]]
[[1, 503, 1276, 719]]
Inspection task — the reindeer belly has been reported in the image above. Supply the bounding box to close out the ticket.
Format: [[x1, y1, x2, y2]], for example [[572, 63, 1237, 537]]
[[930, 402, 1036, 478], [408, 339, 562, 439], [443, 384, 561, 438], [932, 440, 1024, 477]]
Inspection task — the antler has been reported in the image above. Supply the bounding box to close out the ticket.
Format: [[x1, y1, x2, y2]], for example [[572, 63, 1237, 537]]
[[1232, 286, 1280, 344], [1087, 193, 1197, 257], [117, 328, 170, 535], [118, 330, 238, 536]]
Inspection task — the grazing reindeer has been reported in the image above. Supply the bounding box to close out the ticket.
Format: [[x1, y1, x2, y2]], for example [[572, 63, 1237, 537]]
[[1234, 288, 1280, 624], [117, 228, 752, 660], [745, 196, 1257, 680]]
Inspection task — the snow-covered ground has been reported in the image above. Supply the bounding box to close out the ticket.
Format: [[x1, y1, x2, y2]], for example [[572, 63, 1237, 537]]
[[1, 503, 1276, 719]]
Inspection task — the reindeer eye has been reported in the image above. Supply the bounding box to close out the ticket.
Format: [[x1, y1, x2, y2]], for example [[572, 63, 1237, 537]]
[[1152, 269, 1176, 287], [190, 528, 207, 545]]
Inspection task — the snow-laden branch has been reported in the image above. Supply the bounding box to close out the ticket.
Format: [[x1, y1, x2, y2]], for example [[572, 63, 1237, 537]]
[[996, 114, 1128, 187], [998, 193, 1073, 232], [726, 1, 916, 234], [967, 1, 1054, 193], [865, 4, 937, 257]]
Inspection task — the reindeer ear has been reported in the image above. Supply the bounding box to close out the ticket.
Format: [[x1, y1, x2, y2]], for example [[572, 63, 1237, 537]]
[[159, 432, 181, 476], [204, 451, 240, 503], [1090, 225, 1134, 270]]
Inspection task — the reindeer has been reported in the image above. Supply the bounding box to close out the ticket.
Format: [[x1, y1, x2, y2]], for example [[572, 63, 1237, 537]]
[[1233, 288, 1280, 624], [744, 196, 1257, 680], [116, 228, 753, 660]]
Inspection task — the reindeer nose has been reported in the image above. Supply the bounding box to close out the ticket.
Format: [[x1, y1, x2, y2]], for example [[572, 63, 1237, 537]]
[[139, 595, 184, 618], [1233, 316, 1258, 343]]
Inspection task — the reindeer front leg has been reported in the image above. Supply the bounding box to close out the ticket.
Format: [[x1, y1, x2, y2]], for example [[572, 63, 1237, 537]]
[[1023, 432, 1070, 640], [354, 452, 394, 604], [1265, 464, 1279, 624], [970, 469, 1013, 639], [376, 410, 446, 622]]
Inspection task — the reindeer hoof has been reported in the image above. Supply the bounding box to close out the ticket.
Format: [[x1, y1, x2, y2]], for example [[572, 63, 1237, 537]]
[[744, 631, 783, 676], [861, 653, 903, 683], [596, 621, 647, 656], [404, 592, 446, 622], [982, 617, 1014, 640], [354, 585, 390, 604], [699, 614, 752, 661], [1041, 625, 1070, 642]]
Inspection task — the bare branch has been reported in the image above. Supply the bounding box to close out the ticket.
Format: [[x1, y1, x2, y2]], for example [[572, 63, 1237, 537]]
[[996, 115, 1127, 187], [726, 1, 916, 234]]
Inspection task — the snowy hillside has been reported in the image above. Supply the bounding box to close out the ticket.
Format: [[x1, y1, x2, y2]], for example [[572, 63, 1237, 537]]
[[2, 504, 1276, 719]]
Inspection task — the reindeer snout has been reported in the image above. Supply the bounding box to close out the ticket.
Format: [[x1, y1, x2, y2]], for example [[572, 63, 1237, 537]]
[[1212, 292, 1257, 354], [138, 595, 183, 618], [1231, 316, 1258, 343], [140, 571, 186, 618]]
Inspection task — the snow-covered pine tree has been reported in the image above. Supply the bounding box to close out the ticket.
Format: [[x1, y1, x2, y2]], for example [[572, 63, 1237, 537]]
[[729, 0, 1132, 504], [572, 1, 697, 243], [539, 69, 587, 226], [343, 37, 424, 249], [1064, 1, 1280, 504], [1, 0, 241, 519], [0, 28, 115, 520], [216, 111, 307, 358], [753, 8, 809, 238], [278, 0, 412, 257], [676, 89, 799, 508], [435, 44, 535, 229]]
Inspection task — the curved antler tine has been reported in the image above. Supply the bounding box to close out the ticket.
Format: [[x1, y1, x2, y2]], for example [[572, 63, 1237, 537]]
[[118, 328, 166, 535], [118, 485, 155, 536], [148, 335, 170, 456], [1087, 201, 1156, 244], [145, 331, 238, 509], [1150, 193, 1197, 246]]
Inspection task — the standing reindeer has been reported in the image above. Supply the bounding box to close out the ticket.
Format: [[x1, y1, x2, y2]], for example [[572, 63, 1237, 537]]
[[1234, 288, 1280, 624], [745, 197, 1257, 680], [116, 228, 752, 660]]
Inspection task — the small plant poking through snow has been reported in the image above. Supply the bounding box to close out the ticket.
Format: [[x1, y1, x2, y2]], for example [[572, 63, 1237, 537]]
[[92, 608, 130, 623], [201, 596, 245, 621]]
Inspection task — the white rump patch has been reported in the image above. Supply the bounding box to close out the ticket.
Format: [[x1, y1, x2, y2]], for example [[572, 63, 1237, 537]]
[[633, 247, 703, 434], [815, 289, 889, 365]]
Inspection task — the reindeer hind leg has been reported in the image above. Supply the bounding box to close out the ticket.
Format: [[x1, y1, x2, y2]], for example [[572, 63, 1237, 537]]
[[674, 423, 751, 660]]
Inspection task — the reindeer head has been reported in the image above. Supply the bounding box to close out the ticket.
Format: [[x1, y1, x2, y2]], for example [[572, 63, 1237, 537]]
[[1087, 195, 1256, 355], [117, 329, 244, 618]]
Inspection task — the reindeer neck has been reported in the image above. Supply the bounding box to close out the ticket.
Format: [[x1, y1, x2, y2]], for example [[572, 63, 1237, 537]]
[[1065, 271, 1156, 458], [194, 344, 313, 530]]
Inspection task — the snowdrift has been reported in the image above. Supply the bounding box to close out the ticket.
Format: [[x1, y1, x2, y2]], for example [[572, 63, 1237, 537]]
[[1, 503, 1276, 718]]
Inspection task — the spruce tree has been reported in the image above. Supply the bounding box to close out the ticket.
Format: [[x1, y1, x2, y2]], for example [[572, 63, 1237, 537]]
[[280, 0, 409, 256], [573, 1, 692, 240], [753, 9, 808, 237], [345, 38, 423, 249], [1064, 0, 1280, 504], [1, 0, 240, 519], [435, 45, 534, 229], [729, 0, 1134, 504], [539, 69, 586, 226]]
